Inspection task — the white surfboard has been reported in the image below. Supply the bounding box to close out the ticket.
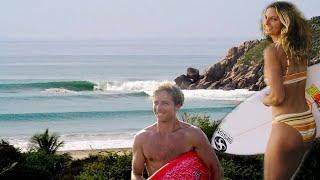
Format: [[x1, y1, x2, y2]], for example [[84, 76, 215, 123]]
[[212, 63, 320, 155]]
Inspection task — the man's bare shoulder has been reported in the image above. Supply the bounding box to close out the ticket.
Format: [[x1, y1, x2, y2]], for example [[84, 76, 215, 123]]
[[179, 121, 210, 148], [134, 123, 157, 141], [179, 121, 204, 137]]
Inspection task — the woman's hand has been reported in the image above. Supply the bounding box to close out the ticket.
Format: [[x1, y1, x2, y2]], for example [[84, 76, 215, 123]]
[[262, 93, 271, 106]]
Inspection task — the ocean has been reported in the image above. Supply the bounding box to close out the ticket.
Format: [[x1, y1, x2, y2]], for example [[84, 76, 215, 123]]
[[0, 38, 255, 151]]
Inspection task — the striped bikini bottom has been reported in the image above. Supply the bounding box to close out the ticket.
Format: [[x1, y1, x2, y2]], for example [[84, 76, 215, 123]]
[[273, 109, 316, 142]]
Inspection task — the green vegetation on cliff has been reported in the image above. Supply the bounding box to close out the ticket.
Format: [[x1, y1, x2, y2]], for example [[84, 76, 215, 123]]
[[310, 16, 320, 60], [238, 39, 270, 65]]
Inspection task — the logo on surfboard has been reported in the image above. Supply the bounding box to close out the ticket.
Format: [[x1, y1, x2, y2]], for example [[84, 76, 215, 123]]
[[306, 84, 320, 108], [216, 128, 233, 144], [214, 136, 227, 152], [213, 128, 233, 152]]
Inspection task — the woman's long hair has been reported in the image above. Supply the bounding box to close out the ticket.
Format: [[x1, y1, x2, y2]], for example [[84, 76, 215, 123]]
[[263, 1, 311, 65]]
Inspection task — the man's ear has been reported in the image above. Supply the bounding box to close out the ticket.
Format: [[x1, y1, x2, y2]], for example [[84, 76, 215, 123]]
[[175, 104, 182, 111]]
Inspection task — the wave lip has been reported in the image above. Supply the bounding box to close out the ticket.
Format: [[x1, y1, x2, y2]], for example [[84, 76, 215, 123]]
[[93, 80, 165, 91]]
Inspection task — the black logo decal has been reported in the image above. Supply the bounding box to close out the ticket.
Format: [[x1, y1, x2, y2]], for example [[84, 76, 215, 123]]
[[192, 171, 201, 179], [214, 136, 227, 152]]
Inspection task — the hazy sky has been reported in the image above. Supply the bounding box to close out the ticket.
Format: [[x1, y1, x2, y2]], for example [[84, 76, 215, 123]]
[[1, 0, 319, 40]]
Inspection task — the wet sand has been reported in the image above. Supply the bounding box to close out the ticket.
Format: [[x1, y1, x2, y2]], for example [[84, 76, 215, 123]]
[[57, 147, 132, 159]]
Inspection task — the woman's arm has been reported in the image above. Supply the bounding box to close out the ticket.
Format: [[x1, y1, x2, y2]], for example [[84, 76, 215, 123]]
[[262, 46, 285, 106]]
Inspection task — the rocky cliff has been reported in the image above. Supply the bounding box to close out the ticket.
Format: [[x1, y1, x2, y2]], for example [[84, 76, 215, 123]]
[[175, 16, 320, 91]]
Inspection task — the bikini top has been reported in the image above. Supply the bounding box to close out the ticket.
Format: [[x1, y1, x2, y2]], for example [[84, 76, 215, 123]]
[[265, 58, 307, 85], [283, 71, 307, 85]]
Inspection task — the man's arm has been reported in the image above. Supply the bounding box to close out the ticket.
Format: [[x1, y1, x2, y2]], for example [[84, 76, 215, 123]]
[[131, 133, 146, 180], [191, 127, 223, 180]]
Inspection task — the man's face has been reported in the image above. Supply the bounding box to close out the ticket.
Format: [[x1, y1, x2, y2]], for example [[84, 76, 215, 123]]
[[153, 91, 180, 122]]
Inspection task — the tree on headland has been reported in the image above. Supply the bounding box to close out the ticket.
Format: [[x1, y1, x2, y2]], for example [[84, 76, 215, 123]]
[[29, 129, 64, 154]]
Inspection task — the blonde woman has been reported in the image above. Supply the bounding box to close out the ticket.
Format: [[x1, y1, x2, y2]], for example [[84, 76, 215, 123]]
[[262, 1, 315, 179]]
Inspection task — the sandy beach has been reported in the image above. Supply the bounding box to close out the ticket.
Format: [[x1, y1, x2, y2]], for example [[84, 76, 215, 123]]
[[57, 148, 132, 160]]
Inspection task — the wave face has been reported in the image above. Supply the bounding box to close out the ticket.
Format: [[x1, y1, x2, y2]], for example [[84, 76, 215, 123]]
[[0, 81, 95, 92]]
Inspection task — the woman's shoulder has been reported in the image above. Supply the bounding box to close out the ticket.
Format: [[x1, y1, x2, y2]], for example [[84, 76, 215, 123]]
[[264, 44, 278, 60], [264, 43, 284, 53], [264, 43, 286, 59]]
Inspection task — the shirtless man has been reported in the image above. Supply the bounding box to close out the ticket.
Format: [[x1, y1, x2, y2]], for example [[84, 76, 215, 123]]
[[131, 82, 223, 180]]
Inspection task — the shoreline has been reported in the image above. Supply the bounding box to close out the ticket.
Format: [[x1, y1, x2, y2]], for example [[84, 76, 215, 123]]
[[57, 147, 132, 160]]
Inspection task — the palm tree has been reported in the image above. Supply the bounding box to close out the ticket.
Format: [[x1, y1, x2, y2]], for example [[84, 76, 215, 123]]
[[29, 129, 64, 154]]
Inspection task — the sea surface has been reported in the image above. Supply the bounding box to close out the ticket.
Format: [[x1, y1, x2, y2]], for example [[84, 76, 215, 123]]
[[0, 38, 255, 151]]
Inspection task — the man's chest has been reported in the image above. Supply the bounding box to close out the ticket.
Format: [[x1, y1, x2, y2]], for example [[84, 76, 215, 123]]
[[143, 134, 193, 163]]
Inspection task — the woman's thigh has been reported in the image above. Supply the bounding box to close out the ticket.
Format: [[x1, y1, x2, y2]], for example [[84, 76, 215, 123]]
[[264, 122, 308, 179]]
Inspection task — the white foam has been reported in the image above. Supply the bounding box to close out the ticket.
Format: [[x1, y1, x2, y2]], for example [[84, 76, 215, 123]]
[[93, 80, 255, 101], [61, 139, 133, 151], [41, 88, 77, 94], [183, 89, 255, 101], [93, 80, 170, 92], [5, 132, 136, 152]]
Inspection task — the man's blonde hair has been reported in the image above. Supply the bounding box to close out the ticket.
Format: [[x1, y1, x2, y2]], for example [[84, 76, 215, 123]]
[[152, 82, 184, 106]]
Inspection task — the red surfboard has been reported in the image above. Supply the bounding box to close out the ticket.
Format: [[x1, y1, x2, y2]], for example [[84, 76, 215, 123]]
[[148, 151, 209, 180]]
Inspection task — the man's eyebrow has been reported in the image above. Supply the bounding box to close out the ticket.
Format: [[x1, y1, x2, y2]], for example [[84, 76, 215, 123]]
[[154, 100, 171, 103]]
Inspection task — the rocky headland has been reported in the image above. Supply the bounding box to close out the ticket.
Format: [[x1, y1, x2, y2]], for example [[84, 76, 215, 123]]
[[175, 16, 320, 91]]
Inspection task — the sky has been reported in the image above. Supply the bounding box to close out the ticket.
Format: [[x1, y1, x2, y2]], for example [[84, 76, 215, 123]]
[[1, 0, 320, 41]]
